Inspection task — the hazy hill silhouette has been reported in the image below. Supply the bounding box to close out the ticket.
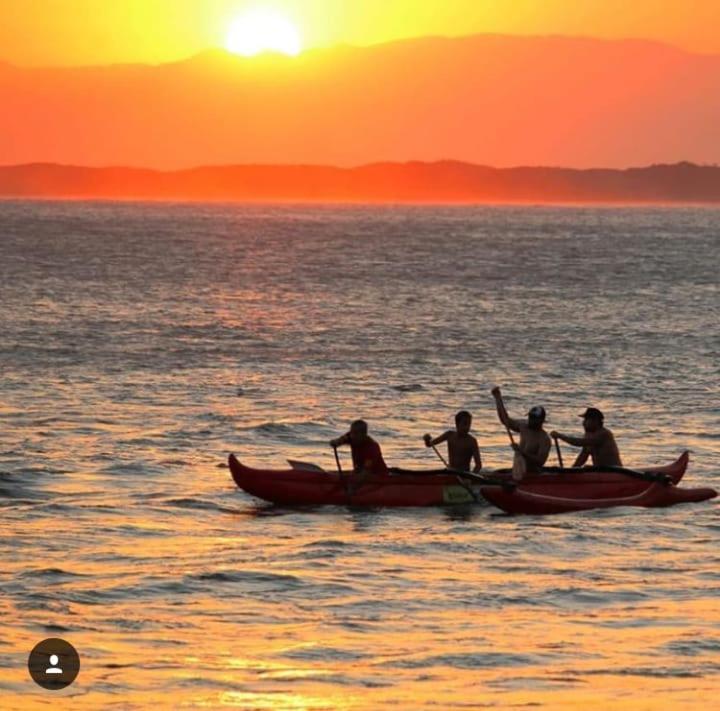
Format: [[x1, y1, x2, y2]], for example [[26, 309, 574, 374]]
[[1, 34, 720, 169], [1, 161, 719, 203]]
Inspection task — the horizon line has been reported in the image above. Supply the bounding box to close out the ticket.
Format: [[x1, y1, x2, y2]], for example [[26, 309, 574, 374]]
[[2, 158, 718, 174]]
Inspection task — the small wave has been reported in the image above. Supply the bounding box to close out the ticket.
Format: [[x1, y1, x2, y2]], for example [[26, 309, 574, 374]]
[[387, 651, 543, 670], [190, 570, 303, 587], [664, 637, 720, 657], [302, 539, 349, 549], [106, 619, 147, 632], [577, 666, 703, 679], [0, 496, 40, 507], [44, 624, 72, 633], [545, 587, 648, 607], [68, 426, 107, 436], [16, 466, 70, 476], [68, 579, 190, 603], [32, 502, 78, 514], [244, 503, 329, 517], [260, 670, 365, 686], [162, 428, 212, 441], [243, 422, 292, 435], [282, 645, 368, 662], [281, 555, 335, 566], [101, 462, 158, 476], [20, 568, 87, 580], [197, 412, 238, 424], [103, 662, 136, 670], [163, 497, 226, 512], [16, 596, 71, 614], [391, 384, 424, 392], [0, 487, 40, 502], [28, 416, 65, 426], [241, 421, 330, 437], [118, 437, 164, 447], [108, 523, 169, 538], [175, 678, 261, 692]]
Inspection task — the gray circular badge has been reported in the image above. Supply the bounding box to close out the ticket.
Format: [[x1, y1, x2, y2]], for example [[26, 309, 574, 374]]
[[28, 638, 80, 690]]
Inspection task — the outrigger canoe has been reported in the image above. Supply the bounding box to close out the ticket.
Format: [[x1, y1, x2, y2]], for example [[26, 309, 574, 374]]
[[228, 451, 717, 514]]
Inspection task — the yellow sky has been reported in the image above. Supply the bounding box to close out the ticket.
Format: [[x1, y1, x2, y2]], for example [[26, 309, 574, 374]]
[[3, 0, 720, 66]]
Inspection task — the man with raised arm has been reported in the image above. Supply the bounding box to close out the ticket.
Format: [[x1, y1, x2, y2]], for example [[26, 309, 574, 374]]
[[330, 419, 388, 489], [423, 410, 482, 472], [491, 386, 551, 476], [551, 407, 622, 467]]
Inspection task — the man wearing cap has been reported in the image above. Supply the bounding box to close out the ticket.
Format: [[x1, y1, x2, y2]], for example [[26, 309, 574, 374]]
[[491, 387, 551, 476], [551, 408, 622, 467]]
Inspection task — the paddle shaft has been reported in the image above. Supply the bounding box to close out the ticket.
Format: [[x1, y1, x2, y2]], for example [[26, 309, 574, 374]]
[[448, 467, 516, 490], [333, 446, 343, 475], [553, 435, 564, 468], [504, 424, 516, 447], [431, 443, 449, 468]]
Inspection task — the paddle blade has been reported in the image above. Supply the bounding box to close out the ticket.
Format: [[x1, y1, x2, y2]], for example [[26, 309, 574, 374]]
[[287, 460, 326, 473], [512, 452, 527, 480]]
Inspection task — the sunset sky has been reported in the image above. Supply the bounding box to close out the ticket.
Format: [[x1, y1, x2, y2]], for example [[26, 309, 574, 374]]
[[2, 1, 720, 172], [2, 0, 720, 66]]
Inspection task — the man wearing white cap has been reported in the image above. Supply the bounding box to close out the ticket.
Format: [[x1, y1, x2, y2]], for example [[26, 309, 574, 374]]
[[491, 387, 551, 476]]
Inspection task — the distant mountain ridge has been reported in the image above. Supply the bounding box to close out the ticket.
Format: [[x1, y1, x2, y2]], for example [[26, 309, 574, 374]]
[[1, 160, 719, 204], [3, 33, 715, 70], [2, 33, 720, 169]]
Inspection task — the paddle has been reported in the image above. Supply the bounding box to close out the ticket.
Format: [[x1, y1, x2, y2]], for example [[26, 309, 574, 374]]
[[428, 441, 449, 468], [492, 388, 528, 479], [288, 459, 326, 472], [424, 438, 480, 501], [331, 444, 354, 495], [447, 467, 517, 490], [503, 423, 527, 479], [553, 435, 564, 469], [332, 445, 343, 475]]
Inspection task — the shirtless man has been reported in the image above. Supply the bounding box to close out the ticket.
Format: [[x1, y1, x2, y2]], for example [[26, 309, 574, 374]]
[[423, 410, 482, 472], [551, 407, 622, 467], [491, 387, 551, 475], [330, 419, 388, 489]]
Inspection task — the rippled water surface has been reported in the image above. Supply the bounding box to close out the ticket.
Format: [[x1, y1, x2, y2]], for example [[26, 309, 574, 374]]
[[1, 201, 718, 709]]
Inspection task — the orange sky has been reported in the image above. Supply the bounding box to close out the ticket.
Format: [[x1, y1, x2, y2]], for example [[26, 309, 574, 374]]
[[2, 1, 720, 171], [2, 0, 720, 66]]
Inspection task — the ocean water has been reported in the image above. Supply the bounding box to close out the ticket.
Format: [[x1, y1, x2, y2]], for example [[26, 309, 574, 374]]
[[0, 200, 718, 709]]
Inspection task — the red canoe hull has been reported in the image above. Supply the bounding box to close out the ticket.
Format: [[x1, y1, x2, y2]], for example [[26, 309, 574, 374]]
[[227, 451, 716, 513], [228, 455, 470, 507]]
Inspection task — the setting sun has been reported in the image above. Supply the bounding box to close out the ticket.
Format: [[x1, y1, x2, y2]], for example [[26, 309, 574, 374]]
[[226, 8, 302, 57]]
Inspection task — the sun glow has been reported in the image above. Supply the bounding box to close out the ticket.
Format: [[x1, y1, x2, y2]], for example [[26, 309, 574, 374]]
[[226, 8, 302, 57]]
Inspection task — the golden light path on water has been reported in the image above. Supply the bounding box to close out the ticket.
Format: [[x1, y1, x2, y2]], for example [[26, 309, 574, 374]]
[[0, 202, 718, 709]]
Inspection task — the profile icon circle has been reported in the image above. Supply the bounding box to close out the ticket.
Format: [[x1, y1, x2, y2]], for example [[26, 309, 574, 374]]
[[28, 638, 80, 690]]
